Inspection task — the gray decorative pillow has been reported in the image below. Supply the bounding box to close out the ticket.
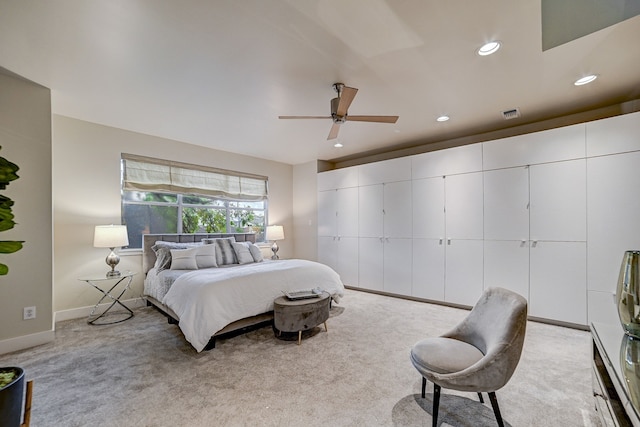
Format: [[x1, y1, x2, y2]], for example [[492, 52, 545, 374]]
[[152, 241, 202, 271], [202, 237, 237, 265], [153, 247, 173, 271], [232, 242, 254, 265], [170, 247, 199, 270]]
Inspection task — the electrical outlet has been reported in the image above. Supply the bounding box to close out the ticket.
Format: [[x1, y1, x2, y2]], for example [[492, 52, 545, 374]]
[[23, 306, 36, 320]]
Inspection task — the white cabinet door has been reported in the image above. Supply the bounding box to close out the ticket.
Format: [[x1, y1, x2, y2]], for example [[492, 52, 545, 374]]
[[530, 241, 587, 325], [359, 185, 383, 238], [587, 111, 640, 157], [383, 238, 413, 295], [412, 144, 483, 179], [383, 181, 412, 238], [484, 240, 529, 299], [413, 238, 445, 300], [318, 236, 359, 287], [445, 173, 483, 240], [317, 190, 337, 237], [317, 235, 337, 270], [336, 236, 359, 287], [444, 239, 484, 306], [483, 167, 529, 241], [317, 167, 359, 191], [530, 159, 586, 242], [337, 187, 359, 237], [359, 237, 384, 291], [482, 123, 585, 170], [587, 152, 640, 293], [413, 177, 445, 239], [359, 157, 412, 186]]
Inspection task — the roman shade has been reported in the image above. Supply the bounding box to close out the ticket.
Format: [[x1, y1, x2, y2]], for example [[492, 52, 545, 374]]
[[121, 153, 268, 201]]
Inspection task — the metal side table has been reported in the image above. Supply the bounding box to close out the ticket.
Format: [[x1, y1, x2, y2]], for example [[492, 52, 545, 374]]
[[78, 271, 136, 325]]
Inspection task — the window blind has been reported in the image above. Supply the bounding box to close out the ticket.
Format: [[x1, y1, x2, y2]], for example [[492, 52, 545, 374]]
[[121, 154, 268, 201]]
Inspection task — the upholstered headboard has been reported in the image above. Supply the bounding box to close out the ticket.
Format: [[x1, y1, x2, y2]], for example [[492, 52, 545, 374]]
[[142, 233, 257, 274]]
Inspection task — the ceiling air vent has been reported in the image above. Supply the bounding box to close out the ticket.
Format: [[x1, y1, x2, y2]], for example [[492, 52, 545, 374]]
[[502, 108, 521, 120]]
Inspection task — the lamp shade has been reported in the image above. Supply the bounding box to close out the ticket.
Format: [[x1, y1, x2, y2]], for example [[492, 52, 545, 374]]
[[93, 225, 129, 248], [266, 225, 284, 241]]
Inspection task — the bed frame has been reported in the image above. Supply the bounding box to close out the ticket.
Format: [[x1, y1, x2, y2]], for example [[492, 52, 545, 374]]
[[142, 233, 274, 350]]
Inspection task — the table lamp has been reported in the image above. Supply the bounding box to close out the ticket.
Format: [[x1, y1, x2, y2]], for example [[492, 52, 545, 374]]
[[266, 225, 284, 260], [94, 225, 129, 277]]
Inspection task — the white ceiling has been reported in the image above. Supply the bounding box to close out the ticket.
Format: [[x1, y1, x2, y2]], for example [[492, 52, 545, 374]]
[[1, 1, 639, 165]]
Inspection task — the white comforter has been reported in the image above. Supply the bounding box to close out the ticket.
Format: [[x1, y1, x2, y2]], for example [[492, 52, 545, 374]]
[[161, 259, 345, 352]]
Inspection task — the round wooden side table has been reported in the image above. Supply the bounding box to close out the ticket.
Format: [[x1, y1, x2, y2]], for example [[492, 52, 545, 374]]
[[273, 292, 330, 345]]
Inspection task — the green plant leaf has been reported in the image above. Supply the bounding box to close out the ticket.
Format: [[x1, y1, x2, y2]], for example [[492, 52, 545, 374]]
[[0, 241, 23, 253], [0, 263, 7, 275], [0, 219, 16, 232], [0, 195, 13, 209]]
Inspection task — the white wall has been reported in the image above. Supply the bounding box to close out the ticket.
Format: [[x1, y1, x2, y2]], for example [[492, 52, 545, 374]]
[[0, 70, 53, 346], [292, 161, 318, 260], [52, 115, 293, 313]]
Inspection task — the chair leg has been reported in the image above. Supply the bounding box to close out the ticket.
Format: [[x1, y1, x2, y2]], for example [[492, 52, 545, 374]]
[[432, 383, 441, 427], [488, 392, 504, 427], [422, 377, 426, 398], [477, 392, 484, 403]]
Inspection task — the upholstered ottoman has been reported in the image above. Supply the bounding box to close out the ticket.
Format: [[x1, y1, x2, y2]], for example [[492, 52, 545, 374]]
[[273, 292, 330, 345]]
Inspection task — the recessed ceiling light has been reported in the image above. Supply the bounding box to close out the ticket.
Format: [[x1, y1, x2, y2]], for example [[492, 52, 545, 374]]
[[478, 41, 501, 56], [334, 142, 343, 148], [436, 115, 450, 122], [574, 75, 597, 86]]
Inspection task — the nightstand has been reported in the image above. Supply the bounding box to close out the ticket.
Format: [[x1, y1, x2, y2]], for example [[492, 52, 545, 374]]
[[78, 271, 136, 325]]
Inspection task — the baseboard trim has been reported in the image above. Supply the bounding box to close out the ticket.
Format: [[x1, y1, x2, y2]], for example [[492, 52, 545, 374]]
[[54, 298, 144, 323], [345, 286, 589, 330], [0, 330, 55, 355]]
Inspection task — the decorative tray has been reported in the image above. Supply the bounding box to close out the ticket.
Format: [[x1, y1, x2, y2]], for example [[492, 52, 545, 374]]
[[283, 288, 323, 300]]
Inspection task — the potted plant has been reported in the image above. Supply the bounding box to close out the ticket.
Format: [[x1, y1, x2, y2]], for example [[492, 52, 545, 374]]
[[0, 367, 25, 426], [0, 149, 29, 426], [0, 146, 24, 274]]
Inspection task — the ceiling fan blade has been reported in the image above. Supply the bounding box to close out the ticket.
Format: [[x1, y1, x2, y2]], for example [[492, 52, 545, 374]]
[[278, 115, 331, 119], [327, 123, 340, 140], [347, 115, 399, 123], [336, 86, 358, 117]]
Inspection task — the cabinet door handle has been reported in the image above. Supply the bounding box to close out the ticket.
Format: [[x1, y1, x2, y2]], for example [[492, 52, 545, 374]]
[[439, 238, 443, 245], [447, 238, 452, 245], [520, 240, 527, 247], [531, 240, 538, 248]]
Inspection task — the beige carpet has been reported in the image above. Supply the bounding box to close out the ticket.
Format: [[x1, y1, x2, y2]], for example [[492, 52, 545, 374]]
[[0, 289, 599, 426]]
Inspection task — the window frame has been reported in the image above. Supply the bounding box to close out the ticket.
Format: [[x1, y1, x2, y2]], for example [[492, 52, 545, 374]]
[[120, 154, 268, 249]]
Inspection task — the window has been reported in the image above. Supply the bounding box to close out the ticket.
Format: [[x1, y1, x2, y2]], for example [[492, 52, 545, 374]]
[[121, 154, 268, 249]]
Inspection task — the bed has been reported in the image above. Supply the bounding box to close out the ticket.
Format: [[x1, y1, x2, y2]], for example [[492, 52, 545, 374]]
[[142, 233, 345, 352]]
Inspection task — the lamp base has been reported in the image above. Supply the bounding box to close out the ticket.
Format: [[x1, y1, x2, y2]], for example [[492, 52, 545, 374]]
[[106, 270, 121, 278], [271, 241, 280, 260], [105, 248, 121, 278]]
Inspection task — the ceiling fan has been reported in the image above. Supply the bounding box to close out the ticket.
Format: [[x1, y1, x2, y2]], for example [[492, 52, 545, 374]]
[[278, 83, 399, 140]]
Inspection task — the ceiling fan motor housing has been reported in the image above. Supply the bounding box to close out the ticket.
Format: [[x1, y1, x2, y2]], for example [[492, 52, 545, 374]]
[[330, 97, 346, 123]]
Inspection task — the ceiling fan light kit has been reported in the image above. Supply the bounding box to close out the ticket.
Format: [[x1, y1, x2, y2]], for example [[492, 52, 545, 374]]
[[279, 82, 399, 140], [574, 74, 597, 86], [478, 41, 501, 56]]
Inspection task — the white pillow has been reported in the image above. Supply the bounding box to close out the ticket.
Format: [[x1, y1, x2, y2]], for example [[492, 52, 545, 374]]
[[195, 244, 217, 268], [232, 242, 255, 265], [170, 247, 199, 270]]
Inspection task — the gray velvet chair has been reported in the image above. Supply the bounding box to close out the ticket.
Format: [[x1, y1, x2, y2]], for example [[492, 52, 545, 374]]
[[410, 287, 527, 427]]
